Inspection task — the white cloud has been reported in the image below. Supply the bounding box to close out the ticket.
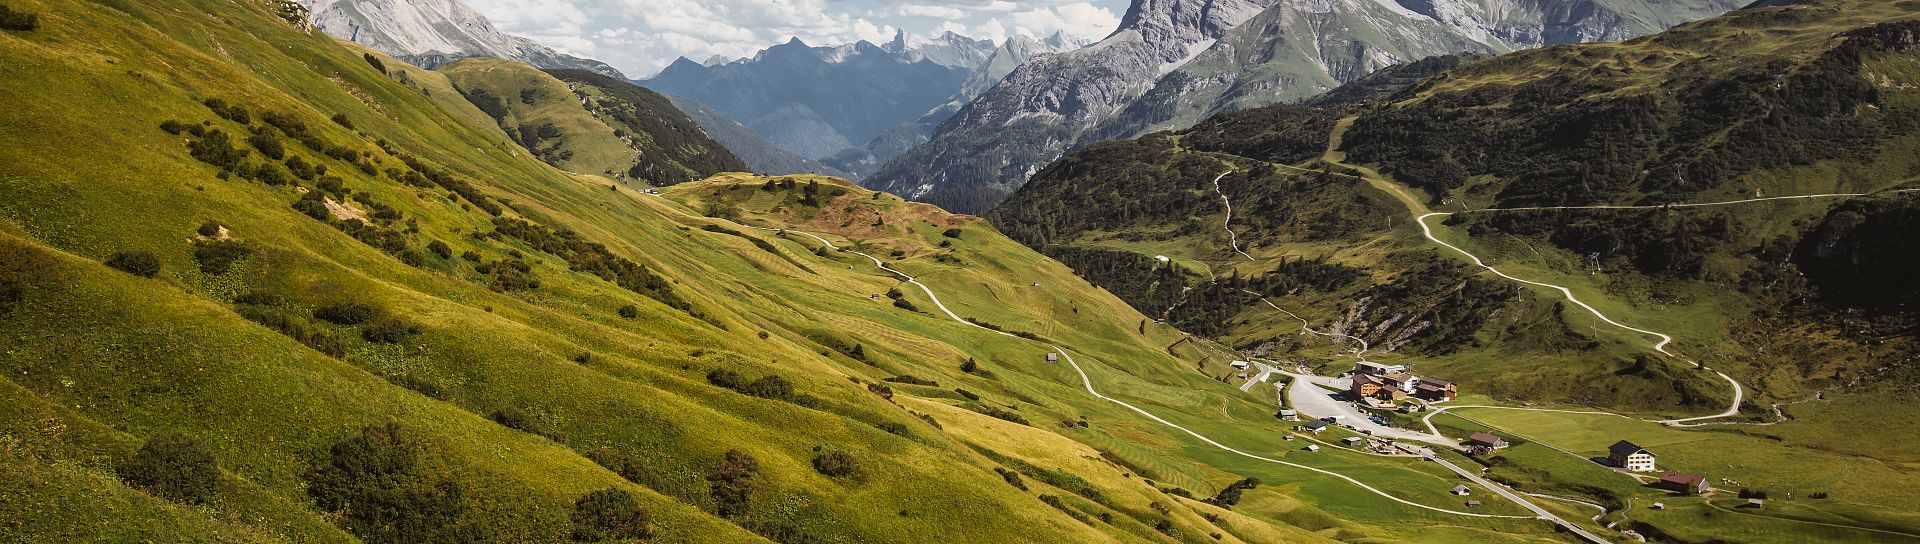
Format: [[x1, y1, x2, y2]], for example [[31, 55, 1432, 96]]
[[463, 0, 1128, 76], [899, 4, 966, 19]]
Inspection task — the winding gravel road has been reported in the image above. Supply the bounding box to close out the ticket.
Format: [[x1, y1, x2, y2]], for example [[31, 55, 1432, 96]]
[[736, 223, 1546, 522]]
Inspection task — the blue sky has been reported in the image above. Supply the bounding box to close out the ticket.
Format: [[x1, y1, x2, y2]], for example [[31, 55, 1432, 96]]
[[464, 0, 1130, 78]]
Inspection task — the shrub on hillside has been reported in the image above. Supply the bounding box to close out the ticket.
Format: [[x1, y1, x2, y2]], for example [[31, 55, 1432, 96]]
[[490, 408, 535, 433], [196, 219, 223, 237], [1204, 477, 1260, 508], [105, 250, 161, 278], [120, 433, 220, 504], [941, 228, 963, 239], [708, 449, 758, 518], [285, 156, 316, 180], [193, 240, 251, 275], [304, 423, 486, 543], [331, 113, 354, 130], [313, 301, 379, 325], [0, 4, 38, 31], [570, 488, 651, 542], [248, 127, 285, 160], [882, 375, 936, 387], [0, 278, 21, 315], [188, 129, 250, 171], [293, 191, 330, 220], [360, 316, 420, 344], [203, 98, 250, 125], [810, 450, 858, 478], [426, 240, 451, 259], [160, 119, 189, 135], [235, 304, 346, 358], [245, 160, 291, 186], [617, 304, 639, 319]]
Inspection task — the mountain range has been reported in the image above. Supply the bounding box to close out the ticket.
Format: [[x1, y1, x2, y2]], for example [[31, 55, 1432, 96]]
[[643, 30, 1087, 178], [299, 0, 626, 77], [868, 0, 1746, 214]]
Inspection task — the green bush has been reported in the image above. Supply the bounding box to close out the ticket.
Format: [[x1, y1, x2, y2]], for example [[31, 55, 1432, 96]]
[[193, 240, 251, 275], [360, 316, 420, 344], [942, 228, 963, 239], [188, 129, 250, 171], [617, 304, 639, 319], [0, 278, 21, 315], [426, 240, 452, 259], [810, 450, 858, 478], [293, 191, 330, 220], [490, 408, 535, 433], [362, 53, 387, 74], [160, 119, 189, 135], [0, 4, 38, 31], [331, 113, 355, 130], [235, 304, 346, 358], [120, 433, 219, 504], [285, 156, 316, 180], [304, 423, 486, 543], [246, 161, 291, 186], [882, 375, 936, 387], [105, 250, 161, 278], [570, 488, 651, 541], [708, 450, 758, 518], [248, 127, 285, 160], [313, 301, 379, 325], [196, 219, 223, 237], [203, 98, 250, 125]]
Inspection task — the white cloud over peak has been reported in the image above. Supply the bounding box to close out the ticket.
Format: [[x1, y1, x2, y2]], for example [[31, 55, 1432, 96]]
[[462, 0, 1127, 77]]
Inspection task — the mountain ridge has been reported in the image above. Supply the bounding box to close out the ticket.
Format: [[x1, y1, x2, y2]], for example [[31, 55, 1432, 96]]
[[870, 0, 1743, 214], [300, 0, 627, 78]]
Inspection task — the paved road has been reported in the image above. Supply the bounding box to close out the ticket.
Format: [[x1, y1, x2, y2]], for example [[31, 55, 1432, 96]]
[[1237, 363, 1274, 392], [1423, 451, 1611, 544]]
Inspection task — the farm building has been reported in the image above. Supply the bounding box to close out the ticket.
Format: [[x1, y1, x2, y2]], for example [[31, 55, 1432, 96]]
[[1341, 437, 1365, 446], [1608, 440, 1657, 472], [1412, 378, 1457, 401], [1467, 432, 1509, 450], [1657, 471, 1711, 495], [1277, 409, 1299, 421], [1300, 420, 1328, 434], [1045, 353, 1059, 362], [1451, 485, 1471, 496]]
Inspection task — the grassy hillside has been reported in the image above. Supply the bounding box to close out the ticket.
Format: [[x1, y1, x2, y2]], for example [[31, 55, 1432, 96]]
[[440, 58, 743, 184], [0, 0, 1633, 542]]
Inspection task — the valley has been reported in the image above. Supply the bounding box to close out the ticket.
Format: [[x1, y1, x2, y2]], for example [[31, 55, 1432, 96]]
[[2, 0, 1917, 543]]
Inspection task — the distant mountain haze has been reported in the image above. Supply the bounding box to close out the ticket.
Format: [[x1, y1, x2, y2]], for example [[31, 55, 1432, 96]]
[[642, 30, 1086, 178]]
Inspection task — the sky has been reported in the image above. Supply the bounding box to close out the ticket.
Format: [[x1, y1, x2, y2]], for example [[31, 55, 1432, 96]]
[[464, 0, 1130, 78]]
